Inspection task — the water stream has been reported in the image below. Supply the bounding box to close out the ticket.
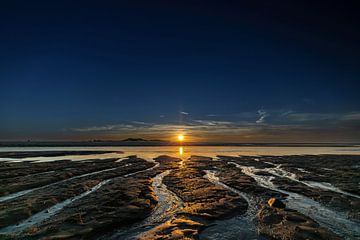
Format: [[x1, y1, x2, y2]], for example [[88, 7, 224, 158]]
[[229, 162, 360, 239], [0, 166, 119, 203], [0, 179, 111, 235], [200, 170, 264, 240], [263, 164, 360, 199], [103, 170, 184, 240], [0, 164, 159, 236]]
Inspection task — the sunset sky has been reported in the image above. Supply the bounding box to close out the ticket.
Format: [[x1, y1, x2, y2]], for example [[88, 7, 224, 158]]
[[1, 1, 359, 143]]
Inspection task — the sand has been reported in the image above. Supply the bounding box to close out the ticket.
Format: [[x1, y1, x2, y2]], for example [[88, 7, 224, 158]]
[[0, 151, 359, 239]]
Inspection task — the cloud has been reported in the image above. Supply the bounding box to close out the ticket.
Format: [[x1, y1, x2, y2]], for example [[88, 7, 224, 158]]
[[67, 110, 360, 143], [193, 120, 233, 126], [285, 113, 335, 122], [180, 111, 189, 115], [341, 112, 360, 121], [71, 124, 135, 132], [70, 119, 241, 136], [131, 121, 150, 125], [280, 110, 294, 117], [256, 109, 268, 124], [275, 111, 360, 128]]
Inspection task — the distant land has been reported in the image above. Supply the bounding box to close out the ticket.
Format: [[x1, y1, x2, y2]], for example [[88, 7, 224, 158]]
[[0, 139, 359, 147]]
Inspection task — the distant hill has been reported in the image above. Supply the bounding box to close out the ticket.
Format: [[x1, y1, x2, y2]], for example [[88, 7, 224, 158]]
[[121, 138, 164, 142], [122, 138, 148, 142]]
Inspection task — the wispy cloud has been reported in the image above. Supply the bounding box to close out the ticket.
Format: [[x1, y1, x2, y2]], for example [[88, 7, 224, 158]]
[[341, 112, 360, 121], [71, 124, 135, 132], [131, 121, 151, 125], [71, 111, 360, 133], [70, 119, 240, 135], [256, 109, 268, 124], [180, 111, 189, 115], [285, 113, 335, 122], [280, 110, 294, 117], [193, 120, 233, 126], [68, 110, 360, 142], [283, 112, 360, 123]]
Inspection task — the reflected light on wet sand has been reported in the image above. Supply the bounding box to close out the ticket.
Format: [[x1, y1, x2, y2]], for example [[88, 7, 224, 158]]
[[1, 146, 360, 163], [179, 146, 184, 156], [178, 146, 186, 168]]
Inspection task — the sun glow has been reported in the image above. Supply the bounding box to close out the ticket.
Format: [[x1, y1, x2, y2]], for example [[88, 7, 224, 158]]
[[177, 134, 184, 142]]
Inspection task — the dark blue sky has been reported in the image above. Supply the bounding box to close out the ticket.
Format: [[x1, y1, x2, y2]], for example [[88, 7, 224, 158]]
[[1, 1, 359, 142]]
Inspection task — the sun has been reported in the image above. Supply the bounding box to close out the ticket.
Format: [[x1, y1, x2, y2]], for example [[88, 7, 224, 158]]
[[177, 134, 184, 142]]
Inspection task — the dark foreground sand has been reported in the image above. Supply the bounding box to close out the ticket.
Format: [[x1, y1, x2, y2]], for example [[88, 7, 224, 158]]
[[0, 152, 359, 239]]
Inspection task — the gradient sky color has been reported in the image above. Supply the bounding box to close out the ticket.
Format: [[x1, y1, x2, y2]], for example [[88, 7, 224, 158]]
[[1, 1, 360, 142]]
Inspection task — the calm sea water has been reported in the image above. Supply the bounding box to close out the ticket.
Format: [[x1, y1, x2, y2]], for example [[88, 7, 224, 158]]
[[0, 146, 359, 162]]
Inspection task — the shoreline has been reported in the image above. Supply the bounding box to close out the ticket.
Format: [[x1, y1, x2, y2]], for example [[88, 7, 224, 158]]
[[0, 151, 359, 239]]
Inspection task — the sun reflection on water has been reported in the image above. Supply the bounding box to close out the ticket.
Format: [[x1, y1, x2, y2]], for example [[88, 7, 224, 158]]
[[179, 146, 184, 155], [178, 146, 186, 168]]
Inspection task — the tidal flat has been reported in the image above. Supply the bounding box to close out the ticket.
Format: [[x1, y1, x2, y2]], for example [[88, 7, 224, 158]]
[[0, 148, 359, 239]]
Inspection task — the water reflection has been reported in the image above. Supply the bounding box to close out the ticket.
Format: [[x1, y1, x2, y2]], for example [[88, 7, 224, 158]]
[[178, 146, 185, 168], [1, 146, 360, 163], [179, 146, 184, 156]]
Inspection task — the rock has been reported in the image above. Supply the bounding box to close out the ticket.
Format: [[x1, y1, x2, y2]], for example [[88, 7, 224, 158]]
[[257, 205, 341, 240], [268, 198, 286, 208], [285, 214, 309, 223]]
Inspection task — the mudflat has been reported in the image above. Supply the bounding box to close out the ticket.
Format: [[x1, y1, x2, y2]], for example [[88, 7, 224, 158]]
[[0, 152, 359, 239]]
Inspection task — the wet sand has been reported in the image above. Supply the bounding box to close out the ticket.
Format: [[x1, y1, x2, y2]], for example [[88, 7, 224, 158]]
[[0, 151, 359, 239]]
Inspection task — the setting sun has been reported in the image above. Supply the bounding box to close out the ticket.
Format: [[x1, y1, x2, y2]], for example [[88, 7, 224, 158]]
[[177, 134, 184, 142]]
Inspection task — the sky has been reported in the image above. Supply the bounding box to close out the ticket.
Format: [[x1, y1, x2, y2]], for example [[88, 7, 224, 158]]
[[1, 1, 360, 143]]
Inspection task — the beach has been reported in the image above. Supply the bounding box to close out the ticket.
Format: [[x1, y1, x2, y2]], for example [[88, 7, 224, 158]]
[[0, 147, 359, 239]]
